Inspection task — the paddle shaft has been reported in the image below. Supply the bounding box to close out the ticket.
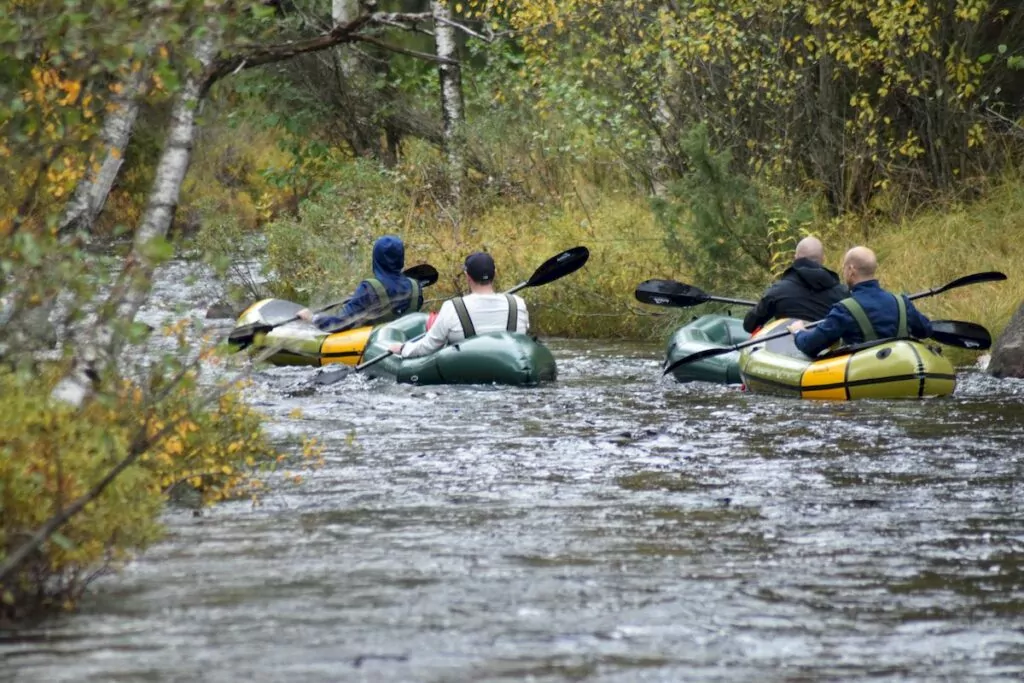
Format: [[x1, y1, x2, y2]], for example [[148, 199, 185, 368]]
[[667, 285, 973, 309], [641, 271, 1006, 310]]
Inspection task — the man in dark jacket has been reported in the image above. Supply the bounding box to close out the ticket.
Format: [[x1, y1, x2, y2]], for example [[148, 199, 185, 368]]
[[297, 235, 423, 331], [788, 246, 933, 357], [743, 236, 848, 333]]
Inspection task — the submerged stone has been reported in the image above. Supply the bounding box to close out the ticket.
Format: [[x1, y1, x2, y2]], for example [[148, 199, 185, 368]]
[[988, 301, 1024, 378]]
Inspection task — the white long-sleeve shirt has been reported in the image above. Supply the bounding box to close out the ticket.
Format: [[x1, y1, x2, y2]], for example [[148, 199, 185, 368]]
[[400, 293, 529, 358]]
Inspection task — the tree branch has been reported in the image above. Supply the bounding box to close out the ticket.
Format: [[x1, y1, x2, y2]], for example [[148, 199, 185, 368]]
[[352, 34, 456, 65], [202, 11, 434, 91], [433, 15, 493, 43]]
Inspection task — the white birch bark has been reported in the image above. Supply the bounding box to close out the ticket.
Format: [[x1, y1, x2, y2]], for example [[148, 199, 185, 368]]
[[52, 24, 222, 407], [59, 68, 146, 235], [332, 0, 359, 77], [432, 0, 464, 205]]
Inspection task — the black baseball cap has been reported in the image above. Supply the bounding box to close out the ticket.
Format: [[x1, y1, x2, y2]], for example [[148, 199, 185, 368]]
[[464, 252, 495, 282]]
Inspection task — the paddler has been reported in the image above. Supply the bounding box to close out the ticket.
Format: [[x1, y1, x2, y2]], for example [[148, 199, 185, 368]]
[[788, 246, 933, 356], [743, 236, 848, 333], [388, 252, 529, 358], [296, 235, 423, 331]]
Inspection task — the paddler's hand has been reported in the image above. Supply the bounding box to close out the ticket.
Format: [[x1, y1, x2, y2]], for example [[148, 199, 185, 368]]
[[787, 321, 807, 335], [387, 343, 404, 356], [296, 308, 313, 322]]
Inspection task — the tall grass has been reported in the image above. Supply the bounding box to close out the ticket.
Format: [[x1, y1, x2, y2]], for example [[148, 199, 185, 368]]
[[821, 170, 1024, 362], [185, 118, 1021, 351]]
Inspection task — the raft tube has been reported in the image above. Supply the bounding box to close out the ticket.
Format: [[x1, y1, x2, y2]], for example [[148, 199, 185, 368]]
[[233, 299, 372, 367], [738, 318, 956, 400], [360, 313, 557, 386], [664, 314, 749, 384]]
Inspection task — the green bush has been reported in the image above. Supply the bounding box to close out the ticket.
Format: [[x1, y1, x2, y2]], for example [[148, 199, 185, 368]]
[[653, 124, 813, 296]]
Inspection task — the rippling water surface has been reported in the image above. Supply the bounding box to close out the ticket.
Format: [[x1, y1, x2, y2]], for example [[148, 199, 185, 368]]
[[3, 263, 1024, 682]]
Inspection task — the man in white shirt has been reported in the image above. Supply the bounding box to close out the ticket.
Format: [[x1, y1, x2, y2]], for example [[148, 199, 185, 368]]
[[389, 252, 530, 359]]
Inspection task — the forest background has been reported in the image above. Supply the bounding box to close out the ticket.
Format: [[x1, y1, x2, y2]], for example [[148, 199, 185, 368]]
[[2, 0, 1023, 619]]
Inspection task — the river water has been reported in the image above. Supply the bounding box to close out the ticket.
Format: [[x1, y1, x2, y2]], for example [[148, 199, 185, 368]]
[[3, 262, 1024, 682]]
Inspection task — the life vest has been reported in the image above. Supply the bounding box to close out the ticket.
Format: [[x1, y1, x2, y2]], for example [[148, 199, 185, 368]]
[[838, 294, 907, 341], [364, 277, 422, 325], [450, 295, 518, 338]]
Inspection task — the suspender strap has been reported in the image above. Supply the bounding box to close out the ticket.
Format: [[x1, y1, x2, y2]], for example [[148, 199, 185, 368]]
[[452, 297, 476, 338], [505, 294, 517, 332], [365, 278, 390, 318], [839, 297, 877, 341], [406, 277, 422, 313], [895, 294, 908, 338]]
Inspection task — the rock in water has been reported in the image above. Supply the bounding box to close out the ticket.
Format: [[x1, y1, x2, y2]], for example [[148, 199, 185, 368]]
[[988, 301, 1024, 378]]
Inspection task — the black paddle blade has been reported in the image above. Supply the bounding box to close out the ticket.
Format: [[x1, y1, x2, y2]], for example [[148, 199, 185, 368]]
[[227, 322, 273, 347], [930, 319, 992, 350], [635, 279, 711, 307], [910, 271, 1007, 300], [406, 263, 439, 287], [525, 246, 590, 288]]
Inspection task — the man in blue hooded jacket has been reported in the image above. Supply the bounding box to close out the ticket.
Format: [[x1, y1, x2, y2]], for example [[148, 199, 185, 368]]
[[788, 246, 932, 357], [297, 235, 423, 331]]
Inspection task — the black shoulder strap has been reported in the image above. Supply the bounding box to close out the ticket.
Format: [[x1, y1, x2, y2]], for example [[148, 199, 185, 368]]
[[505, 294, 517, 332], [452, 297, 476, 338]]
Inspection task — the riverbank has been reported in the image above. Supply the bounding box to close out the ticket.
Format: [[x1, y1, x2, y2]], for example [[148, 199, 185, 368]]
[[194, 156, 1022, 357]]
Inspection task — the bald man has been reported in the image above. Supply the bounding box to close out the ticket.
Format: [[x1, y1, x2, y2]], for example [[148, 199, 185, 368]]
[[787, 246, 933, 356], [742, 236, 848, 333]]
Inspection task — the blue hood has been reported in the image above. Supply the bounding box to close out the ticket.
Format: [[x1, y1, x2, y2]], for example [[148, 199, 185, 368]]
[[370, 235, 410, 301], [372, 235, 405, 281], [314, 235, 419, 330]]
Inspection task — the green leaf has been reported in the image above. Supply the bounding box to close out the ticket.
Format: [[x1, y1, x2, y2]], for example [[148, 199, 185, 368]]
[[998, 44, 1007, 55], [978, 53, 993, 64], [140, 236, 175, 263], [51, 532, 75, 550], [126, 321, 154, 343]]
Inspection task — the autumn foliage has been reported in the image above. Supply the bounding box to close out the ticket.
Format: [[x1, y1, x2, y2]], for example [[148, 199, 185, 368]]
[[472, 0, 1023, 211]]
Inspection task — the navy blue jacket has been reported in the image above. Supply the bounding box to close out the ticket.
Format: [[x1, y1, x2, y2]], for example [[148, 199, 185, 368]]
[[794, 279, 933, 357], [313, 235, 422, 331]]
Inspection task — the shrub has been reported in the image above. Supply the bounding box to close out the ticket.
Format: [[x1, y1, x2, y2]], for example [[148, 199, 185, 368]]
[[653, 124, 813, 296]]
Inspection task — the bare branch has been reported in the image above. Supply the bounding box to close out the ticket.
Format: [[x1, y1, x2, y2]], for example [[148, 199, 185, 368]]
[[203, 11, 434, 90], [352, 34, 456, 65], [434, 15, 492, 42]]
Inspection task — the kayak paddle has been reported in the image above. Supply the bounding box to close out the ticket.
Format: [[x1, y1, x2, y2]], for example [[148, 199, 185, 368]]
[[636, 271, 1007, 310], [634, 279, 756, 308], [928, 320, 992, 350], [227, 263, 439, 349]]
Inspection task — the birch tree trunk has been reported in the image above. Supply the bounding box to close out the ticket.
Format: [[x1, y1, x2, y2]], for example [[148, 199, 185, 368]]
[[59, 68, 146, 236], [432, 0, 465, 207], [332, 0, 359, 77], [52, 24, 222, 407]]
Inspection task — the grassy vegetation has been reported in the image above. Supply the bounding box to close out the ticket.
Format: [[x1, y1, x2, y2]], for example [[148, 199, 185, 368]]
[[184, 131, 1020, 362], [816, 171, 1024, 363]]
